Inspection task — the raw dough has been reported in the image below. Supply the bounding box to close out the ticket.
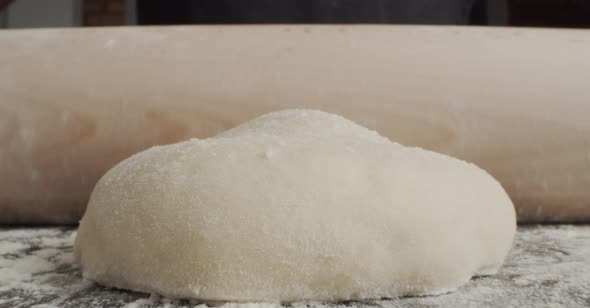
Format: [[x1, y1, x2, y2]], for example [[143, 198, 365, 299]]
[[74, 109, 516, 302]]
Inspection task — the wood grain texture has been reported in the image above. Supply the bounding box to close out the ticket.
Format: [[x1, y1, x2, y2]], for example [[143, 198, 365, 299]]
[[0, 25, 589, 224]]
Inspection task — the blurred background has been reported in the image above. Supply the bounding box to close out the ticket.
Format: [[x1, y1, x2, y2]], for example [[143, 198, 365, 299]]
[[0, 0, 589, 29]]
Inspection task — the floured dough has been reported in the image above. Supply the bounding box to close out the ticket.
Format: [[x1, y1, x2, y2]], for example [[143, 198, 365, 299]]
[[74, 109, 516, 302]]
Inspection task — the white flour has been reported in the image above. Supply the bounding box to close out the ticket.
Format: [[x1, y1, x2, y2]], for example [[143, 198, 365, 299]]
[[0, 226, 589, 307]]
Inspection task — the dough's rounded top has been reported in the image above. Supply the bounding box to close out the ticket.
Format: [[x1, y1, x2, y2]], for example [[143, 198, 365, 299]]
[[75, 109, 516, 302]]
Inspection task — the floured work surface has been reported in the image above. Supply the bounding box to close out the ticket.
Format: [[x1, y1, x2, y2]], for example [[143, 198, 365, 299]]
[[0, 226, 588, 307]]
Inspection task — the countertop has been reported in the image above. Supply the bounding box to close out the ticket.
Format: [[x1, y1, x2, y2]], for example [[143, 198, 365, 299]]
[[0, 225, 589, 308]]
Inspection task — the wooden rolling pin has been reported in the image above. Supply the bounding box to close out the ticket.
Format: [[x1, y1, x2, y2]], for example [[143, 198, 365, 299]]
[[1, 25, 589, 224]]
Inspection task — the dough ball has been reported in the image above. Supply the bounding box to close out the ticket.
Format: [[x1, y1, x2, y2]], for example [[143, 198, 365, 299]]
[[74, 109, 516, 302]]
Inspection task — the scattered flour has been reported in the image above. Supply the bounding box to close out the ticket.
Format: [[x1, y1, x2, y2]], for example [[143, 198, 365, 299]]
[[0, 241, 27, 254], [123, 298, 155, 308], [0, 226, 589, 307]]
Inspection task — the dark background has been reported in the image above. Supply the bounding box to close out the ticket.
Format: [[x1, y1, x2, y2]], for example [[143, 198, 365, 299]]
[[134, 0, 590, 28], [1, 0, 589, 29]]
